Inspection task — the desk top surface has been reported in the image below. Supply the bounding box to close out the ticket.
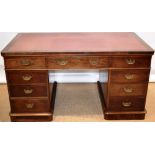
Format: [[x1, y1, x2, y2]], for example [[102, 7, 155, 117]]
[[2, 33, 154, 56]]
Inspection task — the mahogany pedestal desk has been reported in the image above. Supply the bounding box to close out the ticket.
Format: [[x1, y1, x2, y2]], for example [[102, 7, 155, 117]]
[[1, 33, 154, 122]]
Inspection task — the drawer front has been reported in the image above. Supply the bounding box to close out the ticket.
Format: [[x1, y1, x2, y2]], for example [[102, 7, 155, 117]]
[[111, 56, 151, 68], [108, 96, 145, 111], [6, 71, 48, 84], [10, 99, 50, 113], [47, 55, 109, 69], [5, 57, 46, 69], [109, 84, 148, 96], [110, 69, 150, 83], [9, 85, 48, 97]]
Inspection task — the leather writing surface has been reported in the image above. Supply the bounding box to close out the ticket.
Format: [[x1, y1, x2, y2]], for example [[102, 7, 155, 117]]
[[4, 33, 152, 53]]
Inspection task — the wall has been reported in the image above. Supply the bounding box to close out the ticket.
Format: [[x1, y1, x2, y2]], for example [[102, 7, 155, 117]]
[[0, 32, 155, 83], [0, 33, 17, 82], [136, 32, 155, 81]]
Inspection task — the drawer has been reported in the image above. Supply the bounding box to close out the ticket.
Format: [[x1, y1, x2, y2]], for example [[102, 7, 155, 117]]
[[10, 99, 51, 113], [108, 96, 145, 111], [109, 84, 148, 96], [5, 57, 46, 69], [110, 56, 151, 68], [47, 55, 109, 69], [6, 70, 48, 84], [110, 69, 150, 83], [9, 85, 48, 97]]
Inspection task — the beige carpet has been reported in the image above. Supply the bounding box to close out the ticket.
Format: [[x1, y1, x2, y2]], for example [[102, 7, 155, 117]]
[[0, 83, 155, 122]]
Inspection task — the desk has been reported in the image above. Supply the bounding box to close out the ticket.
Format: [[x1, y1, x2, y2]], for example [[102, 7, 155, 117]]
[[1, 32, 154, 121]]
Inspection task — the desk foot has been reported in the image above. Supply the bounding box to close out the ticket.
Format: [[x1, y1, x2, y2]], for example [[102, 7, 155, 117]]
[[10, 113, 53, 122], [10, 115, 53, 122], [104, 111, 146, 120]]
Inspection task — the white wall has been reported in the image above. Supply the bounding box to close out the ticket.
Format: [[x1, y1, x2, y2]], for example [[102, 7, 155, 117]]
[[136, 32, 155, 82], [0, 32, 155, 83], [0, 32, 17, 65], [0, 33, 17, 82]]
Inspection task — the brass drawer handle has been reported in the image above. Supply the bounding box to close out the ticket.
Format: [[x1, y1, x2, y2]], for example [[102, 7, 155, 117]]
[[24, 89, 33, 94], [56, 59, 68, 66], [122, 102, 132, 107], [20, 59, 33, 66], [22, 75, 32, 81], [25, 103, 34, 109], [124, 74, 134, 80], [89, 59, 99, 66], [126, 58, 135, 65], [123, 87, 133, 93]]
